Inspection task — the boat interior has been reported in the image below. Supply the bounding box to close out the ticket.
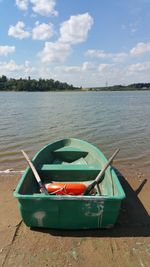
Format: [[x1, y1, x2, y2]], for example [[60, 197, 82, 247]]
[[18, 139, 121, 197]]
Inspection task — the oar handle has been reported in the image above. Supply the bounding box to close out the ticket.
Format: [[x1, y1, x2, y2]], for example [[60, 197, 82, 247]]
[[21, 150, 49, 195], [95, 148, 120, 184]]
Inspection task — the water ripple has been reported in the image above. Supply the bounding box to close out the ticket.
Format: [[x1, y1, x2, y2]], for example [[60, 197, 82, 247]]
[[0, 91, 150, 171]]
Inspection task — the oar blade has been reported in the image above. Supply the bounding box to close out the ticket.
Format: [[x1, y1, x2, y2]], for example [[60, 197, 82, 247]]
[[83, 149, 120, 196], [21, 150, 49, 195], [83, 181, 96, 195]]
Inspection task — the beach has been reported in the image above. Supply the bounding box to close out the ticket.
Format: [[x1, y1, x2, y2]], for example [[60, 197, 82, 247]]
[[0, 162, 149, 267]]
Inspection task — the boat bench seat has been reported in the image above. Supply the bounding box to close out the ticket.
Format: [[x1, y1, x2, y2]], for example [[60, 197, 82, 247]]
[[51, 147, 89, 162], [38, 164, 100, 181], [38, 164, 101, 181], [39, 164, 100, 172]]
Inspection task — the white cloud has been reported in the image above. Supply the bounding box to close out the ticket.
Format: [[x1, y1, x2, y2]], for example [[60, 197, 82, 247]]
[[55, 65, 81, 73], [16, 0, 58, 16], [38, 13, 93, 64], [24, 60, 36, 74], [130, 42, 150, 56], [52, 63, 122, 87], [55, 61, 95, 73], [86, 41, 150, 63], [86, 49, 111, 58], [112, 53, 128, 62], [86, 49, 128, 62], [127, 61, 150, 73], [0, 59, 36, 76], [0, 45, 15, 56], [16, 0, 28, 11], [30, 0, 58, 16], [38, 41, 71, 63], [32, 22, 53, 40], [0, 60, 24, 73], [98, 63, 114, 72], [82, 61, 95, 71], [8, 21, 30, 39], [59, 13, 93, 44]]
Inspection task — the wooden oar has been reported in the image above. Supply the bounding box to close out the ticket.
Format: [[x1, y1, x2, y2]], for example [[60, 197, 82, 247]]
[[21, 150, 49, 195], [83, 148, 120, 195]]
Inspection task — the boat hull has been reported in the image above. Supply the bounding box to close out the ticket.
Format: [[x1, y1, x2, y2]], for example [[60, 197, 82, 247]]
[[14, 138, 125, 229]]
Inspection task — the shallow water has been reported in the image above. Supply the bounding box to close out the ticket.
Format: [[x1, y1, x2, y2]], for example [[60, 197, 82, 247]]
[[0, 91, 150, 171]]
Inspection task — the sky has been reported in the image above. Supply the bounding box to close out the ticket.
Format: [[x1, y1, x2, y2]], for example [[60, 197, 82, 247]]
[[0, 0, 150, 87]]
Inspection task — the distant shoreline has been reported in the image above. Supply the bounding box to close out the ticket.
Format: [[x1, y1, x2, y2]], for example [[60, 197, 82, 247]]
[[1, 88, 150, 92], [0, 75, 150, 92]]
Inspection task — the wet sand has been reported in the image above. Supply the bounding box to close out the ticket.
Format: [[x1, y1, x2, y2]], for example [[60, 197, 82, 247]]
[[0, 164, 150, 267]]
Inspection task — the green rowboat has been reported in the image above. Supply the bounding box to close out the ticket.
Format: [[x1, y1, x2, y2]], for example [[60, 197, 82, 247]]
[[14, 138, 125, 229]]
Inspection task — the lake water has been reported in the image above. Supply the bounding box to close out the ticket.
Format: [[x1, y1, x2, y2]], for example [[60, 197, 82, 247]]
[[0, 91, 150, 172]]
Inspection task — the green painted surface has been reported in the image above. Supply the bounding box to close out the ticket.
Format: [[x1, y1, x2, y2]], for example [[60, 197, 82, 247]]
[[14, 138, 125, 229]]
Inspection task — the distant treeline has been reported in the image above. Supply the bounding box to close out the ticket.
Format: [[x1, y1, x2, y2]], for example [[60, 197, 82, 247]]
[[88, 83, 150, 91], [0, 75, 150, 91], [0, 75, 80, 91]]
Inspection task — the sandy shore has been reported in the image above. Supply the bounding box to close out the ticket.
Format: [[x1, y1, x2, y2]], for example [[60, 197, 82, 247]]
[[0, 164, 150, 267]]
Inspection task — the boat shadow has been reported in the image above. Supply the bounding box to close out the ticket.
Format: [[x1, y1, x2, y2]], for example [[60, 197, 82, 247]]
[[32, 170, 150, 237]]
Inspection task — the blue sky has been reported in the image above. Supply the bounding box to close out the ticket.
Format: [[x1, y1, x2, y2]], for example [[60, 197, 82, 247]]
[[0, 0, 150, 87]]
